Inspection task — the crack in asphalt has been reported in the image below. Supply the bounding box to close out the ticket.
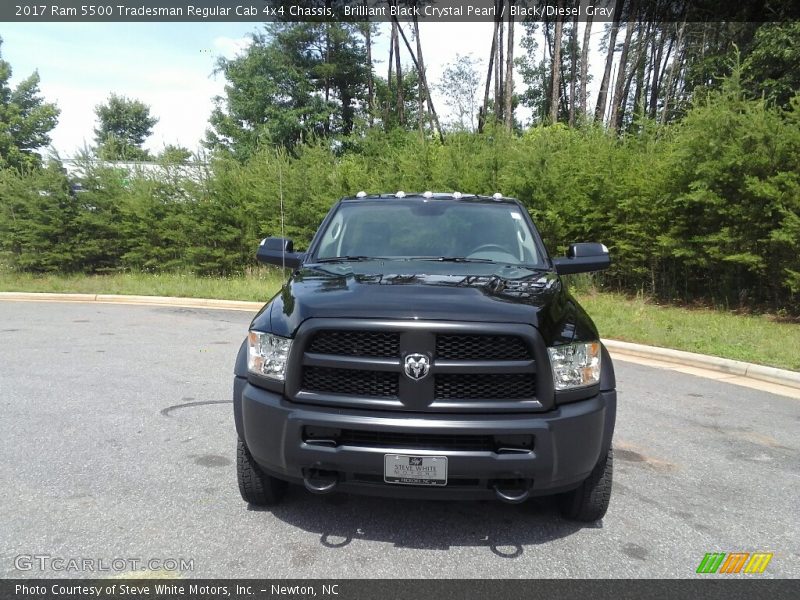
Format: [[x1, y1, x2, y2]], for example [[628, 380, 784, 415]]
[[160, 400, 232, 417]]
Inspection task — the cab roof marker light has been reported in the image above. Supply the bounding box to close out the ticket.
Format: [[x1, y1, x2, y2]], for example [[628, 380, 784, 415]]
[[422, 191, 433, 198], [452, 191, 463, 199], [356, 191, 367, 198], [396, 191, 406, 198]]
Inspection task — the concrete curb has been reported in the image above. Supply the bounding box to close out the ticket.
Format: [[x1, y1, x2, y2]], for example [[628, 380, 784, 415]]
[[0, 291, 262, 312], [2, 291, 798, 391], [602, 339, 800, 391]]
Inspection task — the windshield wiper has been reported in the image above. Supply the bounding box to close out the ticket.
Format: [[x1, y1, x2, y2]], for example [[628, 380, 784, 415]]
[[312, 255, 381, 263], [411, 256, 497, 263]]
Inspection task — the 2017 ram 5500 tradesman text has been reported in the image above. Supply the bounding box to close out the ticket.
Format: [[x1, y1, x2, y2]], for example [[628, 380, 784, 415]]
[[233, 193, 616, 521]]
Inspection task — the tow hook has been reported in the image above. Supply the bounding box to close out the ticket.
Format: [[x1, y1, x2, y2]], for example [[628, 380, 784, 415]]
[[303, 469, 338, 494], [493, 480, 532, 504]]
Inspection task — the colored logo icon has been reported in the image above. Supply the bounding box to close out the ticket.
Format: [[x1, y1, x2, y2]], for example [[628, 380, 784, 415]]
[[696, 552, 773, 574]]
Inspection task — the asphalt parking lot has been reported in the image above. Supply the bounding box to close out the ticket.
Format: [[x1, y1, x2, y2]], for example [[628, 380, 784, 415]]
[[1, 301, 798, 578]]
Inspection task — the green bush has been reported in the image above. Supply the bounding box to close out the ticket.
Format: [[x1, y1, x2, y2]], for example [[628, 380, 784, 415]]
[[0, 163, 82, 272], [0, 75, 798, 312]]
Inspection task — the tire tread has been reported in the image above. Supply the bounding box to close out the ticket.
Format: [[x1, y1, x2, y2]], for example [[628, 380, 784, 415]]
[[237, 438, 287, 506], [559, 447, 613, 522]]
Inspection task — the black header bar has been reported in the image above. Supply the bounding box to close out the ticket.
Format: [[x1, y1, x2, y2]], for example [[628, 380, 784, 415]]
[[2, 579, 800, 600], [3, 0, 800, 23]]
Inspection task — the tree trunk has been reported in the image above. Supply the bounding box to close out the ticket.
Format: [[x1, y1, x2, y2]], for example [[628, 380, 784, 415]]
[[568, 13, 578, 126], [559, 45, 569, 118], [504, 1, 515, 130], [549, 0, 564, 124], [479, 11, 499, 133], [650, 30, 674, 119], [394, 19, 404, 127], [660, 21, 685, 125], [619, 20, 648, 130], [341, 90, 354, 135], [543, 19, 553, 121], [413, 16, 426, 135], [644, 27, 660, 120], [324, 22, 331, 136], [496, 15, 504, 123], [631, 57, 645, 124], [604, 60, 618, 122], [393, 17, 444, 143], [630, 25, 649, 126], [609, 2, 637, 131], [324, 23, 330, 105], [364, 11, 374, 127], [387, 21, 395, 127], [594, 0, 622, 122], [579, 6, 593, 118]]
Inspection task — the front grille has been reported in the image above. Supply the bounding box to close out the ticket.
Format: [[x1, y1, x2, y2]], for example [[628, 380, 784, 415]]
[[302, 366, 399, 397], [436, 334, 531, 360], [296, 325, 542, 411], [334, 429, 495, 451], [435, 373, 536, 400], [308, 330, 399, 358]]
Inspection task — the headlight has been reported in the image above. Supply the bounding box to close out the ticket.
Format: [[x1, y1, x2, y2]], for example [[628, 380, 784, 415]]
[[247, 331, 292, 381], [547, 341, 601, 390]]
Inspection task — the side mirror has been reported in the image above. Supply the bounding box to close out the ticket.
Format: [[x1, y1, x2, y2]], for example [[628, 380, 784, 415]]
[[256, 237, 305, 270], [552, 243, 611, 275]]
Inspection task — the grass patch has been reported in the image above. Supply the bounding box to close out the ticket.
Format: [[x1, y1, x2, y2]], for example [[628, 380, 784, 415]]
[[1, 269, 797, 371], [0, 269, 284, 303], [576, 290, 800, 371]]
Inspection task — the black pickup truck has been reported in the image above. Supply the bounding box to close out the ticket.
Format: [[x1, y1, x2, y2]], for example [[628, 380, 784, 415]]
[[233, 192, 616, 521]]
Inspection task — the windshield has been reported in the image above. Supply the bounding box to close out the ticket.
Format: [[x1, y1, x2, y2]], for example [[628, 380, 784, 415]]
[[314, 200, 544, 266]]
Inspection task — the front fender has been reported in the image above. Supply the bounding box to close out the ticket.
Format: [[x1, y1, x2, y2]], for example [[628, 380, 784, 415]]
[[234, 337, 248, 377], [599, 343, 617, 453], [600, 343, 616, 391], [233, 338, 248, 440]]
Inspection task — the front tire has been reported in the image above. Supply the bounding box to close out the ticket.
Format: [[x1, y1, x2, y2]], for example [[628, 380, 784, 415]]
[[237, 438, 287, 506], [558, 448, 613, 522]]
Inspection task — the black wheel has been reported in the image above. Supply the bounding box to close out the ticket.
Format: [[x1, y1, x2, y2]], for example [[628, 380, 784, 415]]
[[558, 448, 613, 522], [237, 438, 287, 506]]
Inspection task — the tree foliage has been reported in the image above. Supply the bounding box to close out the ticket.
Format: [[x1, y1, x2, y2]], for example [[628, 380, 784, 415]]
[[742, 22, 800, 109], [206, 23, 369, 159], [436, 54, 482, 132], [157, 144, 192, 164], [0, 37, 60, 171], [2, 18, 799, 316], [2, 74, 798, 312], [94, 94, 158, 161]]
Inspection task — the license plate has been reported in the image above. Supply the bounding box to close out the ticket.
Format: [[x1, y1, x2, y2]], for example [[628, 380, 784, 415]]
[[384, 454, 448, 486]]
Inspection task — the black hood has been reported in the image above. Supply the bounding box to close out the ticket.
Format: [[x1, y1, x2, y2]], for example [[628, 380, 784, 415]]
[[251, 263, 599, 346]]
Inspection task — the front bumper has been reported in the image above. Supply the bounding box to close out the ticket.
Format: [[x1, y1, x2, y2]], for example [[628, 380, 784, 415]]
[[236, 378, 616, 500]]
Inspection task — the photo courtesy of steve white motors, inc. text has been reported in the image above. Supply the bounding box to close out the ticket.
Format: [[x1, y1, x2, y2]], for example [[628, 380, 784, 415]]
[[13, 583, 339, 597]]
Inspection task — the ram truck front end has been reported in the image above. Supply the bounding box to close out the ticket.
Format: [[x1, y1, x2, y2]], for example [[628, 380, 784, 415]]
[[234, 193, 616, 521]]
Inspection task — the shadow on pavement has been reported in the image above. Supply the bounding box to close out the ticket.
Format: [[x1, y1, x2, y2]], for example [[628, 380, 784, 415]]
[[250, 486, 592, 557]]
